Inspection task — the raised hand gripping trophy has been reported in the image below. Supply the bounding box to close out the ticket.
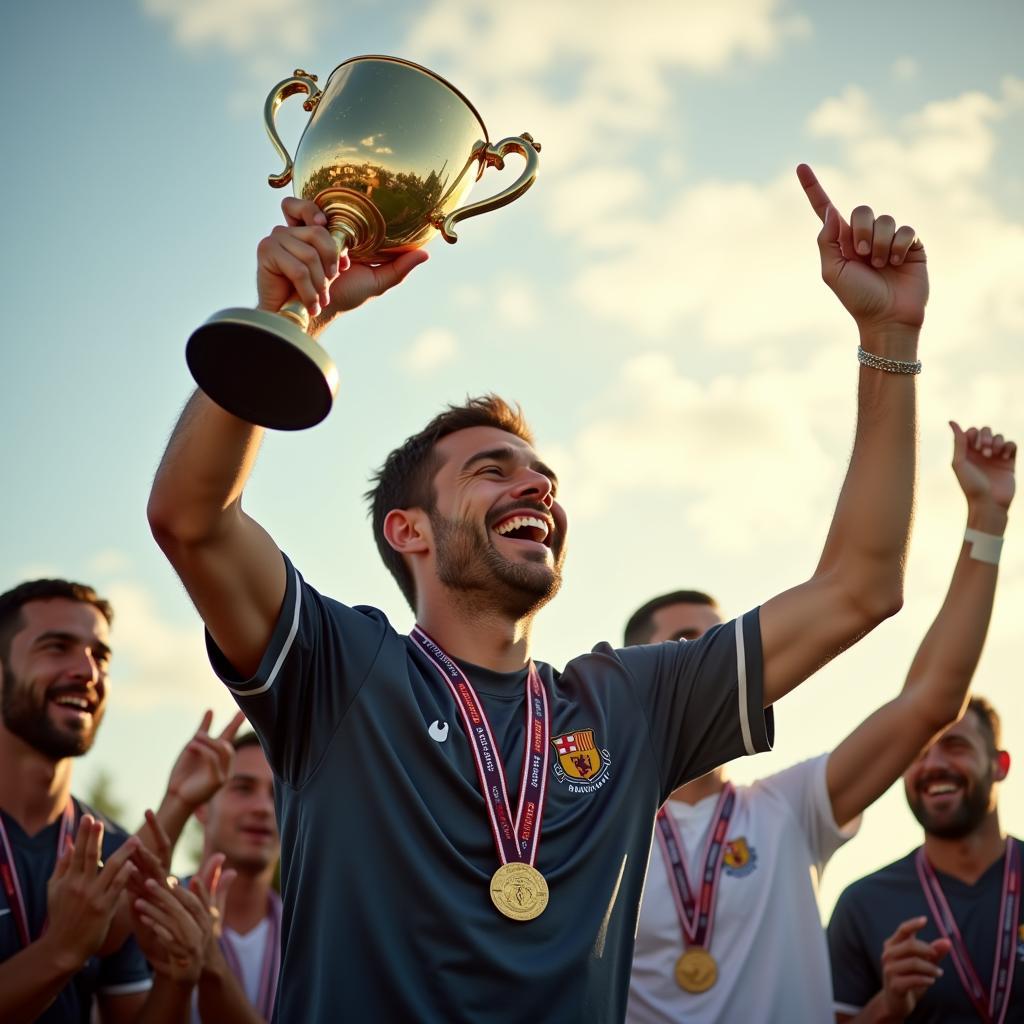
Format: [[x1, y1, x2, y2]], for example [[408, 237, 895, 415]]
[[186, 55, 541, 430]]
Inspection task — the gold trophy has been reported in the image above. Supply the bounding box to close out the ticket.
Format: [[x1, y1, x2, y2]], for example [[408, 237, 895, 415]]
[[187, 55, 541, 429]]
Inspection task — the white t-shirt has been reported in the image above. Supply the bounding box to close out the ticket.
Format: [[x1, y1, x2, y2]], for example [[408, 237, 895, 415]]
[[190, 917, 271, 1024], [627, 753, 859, 1024]]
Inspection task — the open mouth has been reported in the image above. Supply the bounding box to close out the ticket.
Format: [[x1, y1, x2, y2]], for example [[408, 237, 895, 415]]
[[919, 777, 964, 801], [48, 690, 98, 720], [491, 511, 553, 548]]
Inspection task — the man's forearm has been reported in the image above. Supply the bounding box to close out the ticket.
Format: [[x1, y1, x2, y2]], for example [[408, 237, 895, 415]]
[[816, 327, 919, 617], [0, 936, 81, 1024], [148, 390, 264, 544], [901, 499, 1005, 720], [843, 990, 907, 1023], [197, 946, 266, 1024], [131, 974, 194, 1024]]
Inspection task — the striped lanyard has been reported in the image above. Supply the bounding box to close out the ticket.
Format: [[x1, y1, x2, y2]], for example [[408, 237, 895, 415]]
[[410, 626, 550, 870], [915, 838, 1021, 1024], [654, 785, 736, 950], [0, 802, 76, 948]]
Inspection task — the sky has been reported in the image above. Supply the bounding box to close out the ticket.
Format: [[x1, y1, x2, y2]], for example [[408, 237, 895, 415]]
[[2, 0, 1023, 914]]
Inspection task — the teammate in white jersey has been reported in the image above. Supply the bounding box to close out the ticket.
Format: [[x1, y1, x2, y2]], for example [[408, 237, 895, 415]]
[[189, 732, 281, 1023], [625, 420, 1016, 1024]]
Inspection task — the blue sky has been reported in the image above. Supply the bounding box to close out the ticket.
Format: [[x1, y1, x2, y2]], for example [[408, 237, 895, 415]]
[[2, 0, 1022, 909]]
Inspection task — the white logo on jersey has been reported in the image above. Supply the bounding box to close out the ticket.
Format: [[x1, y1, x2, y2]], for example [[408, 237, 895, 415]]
[[428, 720, 450, 742]]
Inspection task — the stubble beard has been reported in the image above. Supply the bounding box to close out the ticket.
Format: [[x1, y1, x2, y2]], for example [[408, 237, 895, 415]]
[[0, 659, 102, 759], [431, 512, 563, 621], [908, 769, 994, 840]]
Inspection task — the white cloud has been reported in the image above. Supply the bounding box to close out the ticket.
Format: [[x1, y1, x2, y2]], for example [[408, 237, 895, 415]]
[[891, 56, 919, 81], [495, 276, 539, 326], [142, 0, 316, 56], [100, 581, 235, 714], [405, 0, 808, 173], [399, 328, 459, 373], [568, 79, 1024, 354]]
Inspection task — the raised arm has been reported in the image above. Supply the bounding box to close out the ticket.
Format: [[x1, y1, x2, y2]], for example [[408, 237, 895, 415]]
[[826, 423, 1015, 826], [758, 165, 928, 705], [147, 198, 427, 676]]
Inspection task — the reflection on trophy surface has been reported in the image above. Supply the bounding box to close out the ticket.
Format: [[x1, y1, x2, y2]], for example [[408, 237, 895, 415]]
[[187, 55, 541, 431]]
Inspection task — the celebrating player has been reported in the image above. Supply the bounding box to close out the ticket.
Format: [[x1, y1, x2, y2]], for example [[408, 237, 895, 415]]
[[147, 164, 925, 1021], [626, 421, 1015, 1022]]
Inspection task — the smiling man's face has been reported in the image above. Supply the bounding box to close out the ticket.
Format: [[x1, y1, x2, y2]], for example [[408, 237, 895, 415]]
[[203, 743, 279, 873], [0, 598, 110, 760], [427, 426, 568, 619], [904, 710, 1000, 840]]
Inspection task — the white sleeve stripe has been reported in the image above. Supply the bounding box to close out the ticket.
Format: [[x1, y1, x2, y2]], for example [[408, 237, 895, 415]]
[[834, 1002, 863, 1015], [226, 568, 303, 697], [99, 979, 153, 994], [735, 615, 755, 755]]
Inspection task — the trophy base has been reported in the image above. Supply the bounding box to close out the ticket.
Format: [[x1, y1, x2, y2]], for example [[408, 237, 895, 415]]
[[186, 308, 339, 431]]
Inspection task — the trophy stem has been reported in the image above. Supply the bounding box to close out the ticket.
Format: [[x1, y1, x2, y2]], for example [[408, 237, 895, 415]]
[[185, 188, 385, 431]]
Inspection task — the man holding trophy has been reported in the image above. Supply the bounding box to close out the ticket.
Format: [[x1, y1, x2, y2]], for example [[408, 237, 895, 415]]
[[148, 55, 928, 1024]]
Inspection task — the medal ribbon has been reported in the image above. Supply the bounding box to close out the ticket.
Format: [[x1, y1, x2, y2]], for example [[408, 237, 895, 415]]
[[0, 802, 76, 949], [410, 626, 550, 868], [654, 784, 736, 950], [915, 838, 1021, 1024], [218, 890, 282, 1019]]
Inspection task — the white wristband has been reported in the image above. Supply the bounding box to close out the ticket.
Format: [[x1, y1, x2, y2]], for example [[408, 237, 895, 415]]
[[964, 528, 1003, 565]]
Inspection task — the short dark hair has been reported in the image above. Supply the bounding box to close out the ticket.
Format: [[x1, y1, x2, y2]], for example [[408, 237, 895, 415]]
[[965, 695, 1002, 755], [232, 731, 262, 754], [623, 590, 719, 647], [365, 395, 534, 610], [0, 579, 113, 661]]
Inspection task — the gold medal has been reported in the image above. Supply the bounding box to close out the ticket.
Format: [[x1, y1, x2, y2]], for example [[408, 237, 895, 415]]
[[489, 863, 549, 922], [675, 947, 717, 993]]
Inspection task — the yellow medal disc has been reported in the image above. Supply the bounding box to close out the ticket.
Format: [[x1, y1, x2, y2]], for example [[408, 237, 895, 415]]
[[675, 947, 717, 993], [489, 863, 549, 921]]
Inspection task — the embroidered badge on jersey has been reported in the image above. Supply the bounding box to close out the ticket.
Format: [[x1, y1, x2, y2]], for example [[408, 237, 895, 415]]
[[722, 836, 758, 878], [550, 730, 611, 793]]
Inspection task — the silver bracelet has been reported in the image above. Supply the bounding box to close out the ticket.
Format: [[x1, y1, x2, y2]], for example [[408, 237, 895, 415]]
[[857, 346, 922, 375]]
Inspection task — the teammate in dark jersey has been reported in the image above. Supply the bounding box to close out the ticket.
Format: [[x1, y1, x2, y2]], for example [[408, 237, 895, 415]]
[[0, 579, 218, 1023], [829, 696, 1023, 1022], [149, 165, 927, 1022]]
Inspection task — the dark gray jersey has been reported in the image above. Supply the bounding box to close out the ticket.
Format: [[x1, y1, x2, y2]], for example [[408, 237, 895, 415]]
[[210, 555, 772, 1023], [829, 845, 1024, 1022], [0, 800, 152, 1022]]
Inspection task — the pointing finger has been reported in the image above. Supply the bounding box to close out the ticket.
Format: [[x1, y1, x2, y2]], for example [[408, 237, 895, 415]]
[[796, 163, 833, 222], [949, 421, 967, 465], [197, 709, 213, 737]]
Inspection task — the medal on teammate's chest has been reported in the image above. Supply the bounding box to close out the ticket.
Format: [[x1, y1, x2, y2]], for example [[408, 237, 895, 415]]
[[0, 802, 75, 948], [411, 626, 551, 922], [654, 785, 736, 992], [915, 839, 1021, 1024]]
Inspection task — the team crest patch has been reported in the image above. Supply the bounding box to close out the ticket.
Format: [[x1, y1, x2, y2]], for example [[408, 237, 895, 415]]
[[551, 730, 611, 793], [723, 837, 757, 878]]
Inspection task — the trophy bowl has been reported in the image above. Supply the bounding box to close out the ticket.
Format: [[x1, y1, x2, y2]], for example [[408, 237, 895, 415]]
[[186, 55, 541, 430]]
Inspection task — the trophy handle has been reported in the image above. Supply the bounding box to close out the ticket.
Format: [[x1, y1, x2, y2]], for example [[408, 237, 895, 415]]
[[434, 133, 542, 243], [264, 69, 322, 189]]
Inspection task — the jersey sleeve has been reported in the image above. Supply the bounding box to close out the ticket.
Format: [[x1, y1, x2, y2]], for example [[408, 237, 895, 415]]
[[205, 553, 392, 786], [757, 754, 860, 880], [618, 608, 773, 800], [96, 934, 153, 998], [827, 884, 882, 1017]]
